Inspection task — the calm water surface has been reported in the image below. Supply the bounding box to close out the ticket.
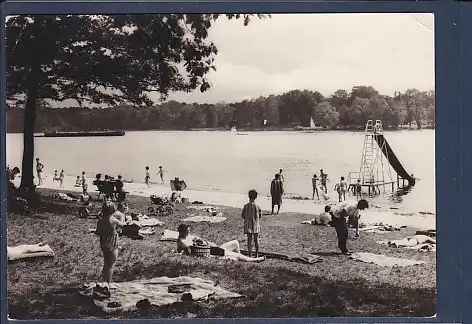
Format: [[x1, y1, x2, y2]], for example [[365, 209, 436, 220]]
[[6, 130, 435, 212]]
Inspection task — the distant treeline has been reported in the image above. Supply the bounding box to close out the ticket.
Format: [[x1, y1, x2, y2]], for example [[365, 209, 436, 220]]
[[6, 86, 435, 133]]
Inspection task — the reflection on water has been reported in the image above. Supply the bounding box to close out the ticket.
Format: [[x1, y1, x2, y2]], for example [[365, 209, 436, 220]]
[[389, 185, 414, 204]]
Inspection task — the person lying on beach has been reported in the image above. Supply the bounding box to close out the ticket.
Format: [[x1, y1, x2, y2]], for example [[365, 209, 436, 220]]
[[176, 224, 265, 262]]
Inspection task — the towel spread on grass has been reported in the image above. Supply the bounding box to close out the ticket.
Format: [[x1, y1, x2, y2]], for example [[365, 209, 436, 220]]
[[186, 205, 220, 213], [127, 217, 164, 227], [182, 215, 227, 223], [239, 249, 322, 265], [350, 252, 426, 267], [78, 276, 242, 313], [378, 235, 436, 252], [359, 223, 406, 233], [54, 192, 77, 201], [7, 243, 55, 261]]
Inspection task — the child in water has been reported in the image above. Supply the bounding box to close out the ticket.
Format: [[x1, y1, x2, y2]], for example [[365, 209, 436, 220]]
[[59, 170, 65, 188], [75, 176, 81, 187], [145, 166, 150, 187], [53, 170, 59, 182], [241, 189, 262, 258]]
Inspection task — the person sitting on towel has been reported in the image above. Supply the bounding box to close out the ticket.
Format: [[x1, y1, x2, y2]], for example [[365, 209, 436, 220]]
[[78, 198, 91, 218], [176, 224, 265, 262], [313, 206, 332, 225], [171, 177, 187, 192]]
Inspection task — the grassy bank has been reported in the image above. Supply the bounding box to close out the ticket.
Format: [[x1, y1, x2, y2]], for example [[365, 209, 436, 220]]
[[7, 188, 436, 319]]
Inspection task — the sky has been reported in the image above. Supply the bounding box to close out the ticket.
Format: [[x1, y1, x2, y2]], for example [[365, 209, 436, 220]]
[[6, 13, 435, 105], [165, 13, 435, 104]]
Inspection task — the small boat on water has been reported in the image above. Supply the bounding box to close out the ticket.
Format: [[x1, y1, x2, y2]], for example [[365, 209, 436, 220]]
[[294, 117, 324, 133], [37, 130, 126, 137]]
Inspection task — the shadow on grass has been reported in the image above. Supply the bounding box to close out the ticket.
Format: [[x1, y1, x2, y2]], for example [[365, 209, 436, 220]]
[[8, 259, 436, 319], [311, 251, 342, 257]]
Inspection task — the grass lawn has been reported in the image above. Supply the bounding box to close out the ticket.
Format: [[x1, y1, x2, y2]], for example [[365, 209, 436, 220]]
[[6, 188, 436, 319]]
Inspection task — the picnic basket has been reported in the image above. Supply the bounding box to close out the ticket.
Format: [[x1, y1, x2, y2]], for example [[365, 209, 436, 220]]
[[190, 244, 211, 258]]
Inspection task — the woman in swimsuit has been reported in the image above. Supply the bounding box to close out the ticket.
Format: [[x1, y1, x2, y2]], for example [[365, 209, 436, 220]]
[[95, 202, 125, 295], [176, 224, 265, 262]]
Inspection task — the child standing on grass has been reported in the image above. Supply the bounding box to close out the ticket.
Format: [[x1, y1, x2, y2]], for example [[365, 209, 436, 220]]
[[242, 189, 262, 258], [95, 201, 125, 295]]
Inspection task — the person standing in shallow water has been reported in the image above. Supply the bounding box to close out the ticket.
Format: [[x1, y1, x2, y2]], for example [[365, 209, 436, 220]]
[[270, 173, 284, 215], [145, 166, 150, 187], [320, 169, 328, 193], [312, 174, 319, 200], [157, 166, 165, 184]]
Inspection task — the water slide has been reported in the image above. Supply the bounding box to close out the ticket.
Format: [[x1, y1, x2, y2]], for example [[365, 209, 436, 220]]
[[374, 134, 416, 186]]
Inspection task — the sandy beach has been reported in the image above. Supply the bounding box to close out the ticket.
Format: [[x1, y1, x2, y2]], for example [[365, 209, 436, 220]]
[[14, 173, 435, 230]]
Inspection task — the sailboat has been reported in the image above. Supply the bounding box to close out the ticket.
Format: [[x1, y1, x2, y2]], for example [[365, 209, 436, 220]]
[[295, 117, 323, 132]]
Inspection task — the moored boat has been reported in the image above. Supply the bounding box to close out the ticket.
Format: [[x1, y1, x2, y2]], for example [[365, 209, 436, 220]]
[[37, 130, 126, 137]]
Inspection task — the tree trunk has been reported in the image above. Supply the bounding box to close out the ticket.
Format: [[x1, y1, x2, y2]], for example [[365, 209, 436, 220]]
[[19, 21, 41, 195], [20, 89, 39, 193]]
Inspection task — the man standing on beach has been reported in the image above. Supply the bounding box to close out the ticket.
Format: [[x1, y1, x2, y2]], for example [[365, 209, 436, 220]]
[[35, 158, 44, 186], [270, 173, 284, 215]]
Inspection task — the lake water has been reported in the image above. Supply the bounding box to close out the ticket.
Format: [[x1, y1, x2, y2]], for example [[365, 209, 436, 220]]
[[6, 130, 435, 214]]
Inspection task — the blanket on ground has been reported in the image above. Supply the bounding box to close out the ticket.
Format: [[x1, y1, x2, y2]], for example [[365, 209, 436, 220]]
[[54, 192, 77, 201], [127, 216, 164, 227], [350, 252, 426, 267], [359, 223, 406, 233], [78, 276, 242, 313], [415, 229, 436, 237], [378, 235, 436, 252], [186, 205, 220, 213], [7, 243, 55, 261], [239, 249, 322, 264], [89, 227, 156, 236], [182, 215, 227, 223]]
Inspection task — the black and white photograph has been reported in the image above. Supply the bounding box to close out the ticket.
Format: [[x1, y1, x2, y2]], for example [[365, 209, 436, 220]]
[[4, 13, 436, 319]]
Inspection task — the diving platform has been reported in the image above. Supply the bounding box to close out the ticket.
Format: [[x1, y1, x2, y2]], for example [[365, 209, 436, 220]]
[[347, 120, 415, 196]]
